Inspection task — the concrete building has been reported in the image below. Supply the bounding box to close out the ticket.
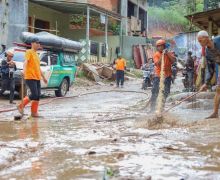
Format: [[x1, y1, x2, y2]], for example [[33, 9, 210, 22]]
[[0, 0, 148, 63]]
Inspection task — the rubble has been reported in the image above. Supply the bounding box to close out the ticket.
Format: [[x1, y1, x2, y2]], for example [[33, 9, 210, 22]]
[[81, 63, 114, 82]]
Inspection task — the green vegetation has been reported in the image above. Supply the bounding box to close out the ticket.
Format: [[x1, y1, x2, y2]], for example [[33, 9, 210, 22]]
[[148, 0, 204, 14], [148, 0, 204, 31], [126, 69, 143, 78], [148, 7, 188, 26]]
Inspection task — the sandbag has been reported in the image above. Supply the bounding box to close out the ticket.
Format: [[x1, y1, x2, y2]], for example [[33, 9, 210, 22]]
[[20, 32, 82, 53]]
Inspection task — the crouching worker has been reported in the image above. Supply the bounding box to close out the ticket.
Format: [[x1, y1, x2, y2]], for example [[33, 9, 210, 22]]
[[17, 37, 47, 117], [198, 30, 220, 119], [150, 39, 175, 112], [0, 49, 17, 104]]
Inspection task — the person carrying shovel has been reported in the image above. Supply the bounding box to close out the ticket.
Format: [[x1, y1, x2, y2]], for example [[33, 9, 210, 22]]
[[150, 39, 176, 112], [17, 37, 47, 117], [198, 30, 220, 119]]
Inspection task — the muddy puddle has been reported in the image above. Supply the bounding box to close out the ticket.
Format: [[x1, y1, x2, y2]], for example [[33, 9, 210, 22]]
[[0, 82, 220, 180]]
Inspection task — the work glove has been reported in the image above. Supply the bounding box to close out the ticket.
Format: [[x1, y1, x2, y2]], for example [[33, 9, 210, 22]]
[[163, 49, 168, 54]]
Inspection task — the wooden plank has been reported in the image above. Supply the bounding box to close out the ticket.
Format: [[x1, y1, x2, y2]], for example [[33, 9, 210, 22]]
[[139, 44, 145, 66]]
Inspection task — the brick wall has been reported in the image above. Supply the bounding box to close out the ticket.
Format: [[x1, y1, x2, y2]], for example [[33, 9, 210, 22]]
[[88, 0, 119, 13]]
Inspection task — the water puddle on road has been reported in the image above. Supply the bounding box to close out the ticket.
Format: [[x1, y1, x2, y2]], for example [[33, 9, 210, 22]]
[[0, 90, 220, 179]]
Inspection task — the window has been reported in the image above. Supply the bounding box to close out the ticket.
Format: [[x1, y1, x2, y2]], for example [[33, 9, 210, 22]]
[[101, 43, 107, 57], [13, 51, 25, 62], [34, 19, 50, 33], [90, 42, 98, 55], [0, 50, 25, 62], [41, 54, 49, 65], [62, 53, 76, 66], [51, 54, 58, 65]]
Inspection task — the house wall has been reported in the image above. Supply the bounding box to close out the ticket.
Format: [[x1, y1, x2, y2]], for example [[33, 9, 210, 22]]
[[122, 35, 147, 60], [0, 0, 28, 49], [90, 35, 147, 63], [29, 2, 86, 41], [90, 35, 120, 62], [88, 0, 119, 13]]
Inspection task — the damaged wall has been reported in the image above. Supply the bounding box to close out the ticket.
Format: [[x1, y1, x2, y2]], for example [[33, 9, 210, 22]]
[[0, 0, 28, 50], [122, 35, 147, 60]]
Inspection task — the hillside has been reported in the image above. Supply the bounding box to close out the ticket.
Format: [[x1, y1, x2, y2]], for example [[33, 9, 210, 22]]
[[147, 0, 204, 38]]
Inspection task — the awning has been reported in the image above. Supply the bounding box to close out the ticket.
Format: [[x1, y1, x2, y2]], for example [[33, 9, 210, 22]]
[[30, 0, 121, 20], [186, 8, 220, 34]]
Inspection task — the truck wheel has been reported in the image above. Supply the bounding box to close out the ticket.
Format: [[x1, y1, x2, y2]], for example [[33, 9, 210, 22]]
[[55, 78, 69, 97]]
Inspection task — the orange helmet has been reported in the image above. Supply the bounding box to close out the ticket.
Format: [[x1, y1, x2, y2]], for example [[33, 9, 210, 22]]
[[156, 39, 166, 46]]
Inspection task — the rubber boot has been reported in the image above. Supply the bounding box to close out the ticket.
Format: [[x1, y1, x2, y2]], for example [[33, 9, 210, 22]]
[[17, 96, 30, 115], [31, 101, 39, 117]]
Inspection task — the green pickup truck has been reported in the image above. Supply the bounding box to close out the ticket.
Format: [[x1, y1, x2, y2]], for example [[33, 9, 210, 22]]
[[0, 46, 77, 97]]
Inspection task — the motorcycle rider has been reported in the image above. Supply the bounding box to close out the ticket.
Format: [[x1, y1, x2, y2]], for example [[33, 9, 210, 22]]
[[141, 59, 154, 89]]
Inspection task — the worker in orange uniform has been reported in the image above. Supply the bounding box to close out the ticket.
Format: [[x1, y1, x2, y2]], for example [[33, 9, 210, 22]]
[[114, 54, 126, 88], [17, 37, 47, 117], [150, 39, 176, 112]]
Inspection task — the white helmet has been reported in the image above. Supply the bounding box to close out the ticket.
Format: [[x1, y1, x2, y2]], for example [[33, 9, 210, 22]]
[[6, 49, 15, 56]]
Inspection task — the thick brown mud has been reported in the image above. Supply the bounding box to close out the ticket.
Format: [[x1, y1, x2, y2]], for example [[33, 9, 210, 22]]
[[0, 80, 220, 180]]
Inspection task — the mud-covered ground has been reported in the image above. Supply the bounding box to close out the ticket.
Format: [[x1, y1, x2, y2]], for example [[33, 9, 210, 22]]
[[0, 77, 220, 180]]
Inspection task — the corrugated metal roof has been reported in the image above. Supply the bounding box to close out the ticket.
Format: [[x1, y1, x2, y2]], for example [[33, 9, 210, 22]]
[[185, 8, 220, 33]]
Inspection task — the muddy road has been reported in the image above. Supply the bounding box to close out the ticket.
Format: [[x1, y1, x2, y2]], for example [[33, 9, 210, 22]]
[[0, 79, 220, 180]]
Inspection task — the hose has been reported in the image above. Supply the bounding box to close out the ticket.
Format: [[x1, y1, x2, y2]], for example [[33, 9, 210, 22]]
[[0, 89, 149, 114]]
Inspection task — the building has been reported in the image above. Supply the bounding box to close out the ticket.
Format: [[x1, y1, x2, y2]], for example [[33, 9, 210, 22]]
[[0, 0, 148, 63], [186, 0, 220, 36]]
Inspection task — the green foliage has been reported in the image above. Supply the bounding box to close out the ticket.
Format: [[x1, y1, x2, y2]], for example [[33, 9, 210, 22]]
[[148, 7, 188, 26], [148, 0, 204, 14], [196, 3, 204, 12], [109, 23, 120, 35], [70, 14, 84, 25], [148, 0, 205, 31], [126, 68, 143, 78]]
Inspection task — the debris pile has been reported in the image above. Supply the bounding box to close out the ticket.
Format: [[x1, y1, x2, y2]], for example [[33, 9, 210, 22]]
[[81, 63, 114, 83]]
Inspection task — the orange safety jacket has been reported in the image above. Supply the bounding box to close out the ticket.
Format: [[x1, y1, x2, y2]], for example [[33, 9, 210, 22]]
[[115, 58, 126, 71]]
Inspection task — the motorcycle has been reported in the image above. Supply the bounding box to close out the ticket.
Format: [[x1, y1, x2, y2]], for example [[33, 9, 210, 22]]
[[171, 62, 177, 84], [141, 63, 154, 90]]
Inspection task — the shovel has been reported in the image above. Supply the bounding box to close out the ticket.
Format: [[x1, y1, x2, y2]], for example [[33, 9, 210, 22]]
[[155, 90, 201, 121], [14, 77, 24, 120], [163, 90, 201, 113]]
